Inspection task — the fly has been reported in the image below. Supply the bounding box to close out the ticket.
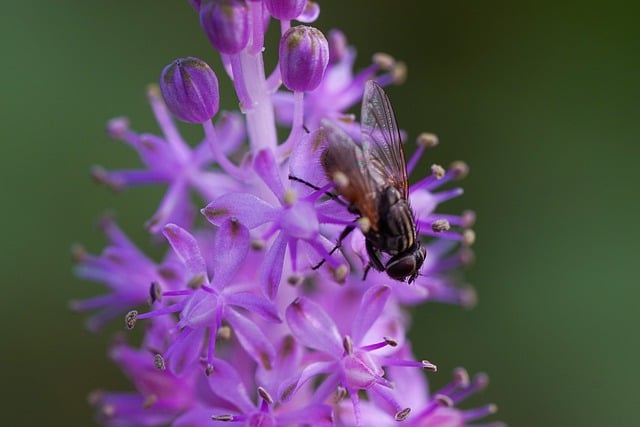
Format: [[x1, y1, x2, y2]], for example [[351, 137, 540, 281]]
[[318, 80, 425, 283]]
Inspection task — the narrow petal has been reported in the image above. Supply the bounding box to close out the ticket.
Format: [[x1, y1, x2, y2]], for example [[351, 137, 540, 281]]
[[225, 307, 276, 371], [211, 219, 250, 288], [352, 285, 391, 345], [278, 360, 336, 401], [205, 358, 256, 413], [253, 148, 285, 199], [285, 297, 343, 357], [224, 292, 281, 323], [260, 233, 287, 300], [202, 193, 277, 228], [163, 224, 208, 280]]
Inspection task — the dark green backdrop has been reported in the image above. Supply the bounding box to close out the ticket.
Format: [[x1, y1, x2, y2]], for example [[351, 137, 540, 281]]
[[2, 1, 637, 425]]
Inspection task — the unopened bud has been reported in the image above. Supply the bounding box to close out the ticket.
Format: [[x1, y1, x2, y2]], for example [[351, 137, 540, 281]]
[[279, 25, 329, 92], [160, 57, 219, 123], [265, 0, 306, 20], [200, 0, 250, 55]]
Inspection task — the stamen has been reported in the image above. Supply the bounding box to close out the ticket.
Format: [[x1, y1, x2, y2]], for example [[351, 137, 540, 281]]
[[431, 164, 446, 179], [331, 264, 349, 284], [212, 414, 234, 421], [283, 188, 298, 206], [431, 219, 451, 232], [395, 407, 411, 421], [434, 394, 453, 407], [357, 217, 371, 233], [153, 354, 166, 371], [143, 394, 157, 409], [417, 132, 439, 148], [343, 335, 354, 355], [422, 360, 438, 371], [334, 386, 347, 403], [463, 229, 476, 246], [384, 337, 398, 347], [391, 61, 407, 84], [450, 161, 469, 180], [463, 404, 498, 421], [372, 52, 396, 70], [187, 274, 207, 289], [149, 282, 162, 304], [332, 171, 350, 189], [217, 325, 231, 340], [258, 387, 274, 404], [71, 244, 87, 263], [124, 310, 137, 330], [251, 239, 265, 250]]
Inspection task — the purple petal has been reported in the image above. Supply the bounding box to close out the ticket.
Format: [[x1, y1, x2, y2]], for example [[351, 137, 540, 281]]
[[205, 358, 255, 412], [202, 193, 277, 228], [352, 285, 391, 345], [277, 404, 333, 426], [278, 361, 337, 402], [163, 224, 208, 280], [166, 327, 203, 374], [285, 297, 343, 357], [211, 219, 250, 288], [224, 292, 281, 323], [225, 307, 276, 370], [260, 233, 287, 299], [253, 148, 285, 199]]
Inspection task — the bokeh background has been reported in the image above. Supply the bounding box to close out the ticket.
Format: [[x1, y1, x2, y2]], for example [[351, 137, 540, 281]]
[[2, 1, 638, 425]]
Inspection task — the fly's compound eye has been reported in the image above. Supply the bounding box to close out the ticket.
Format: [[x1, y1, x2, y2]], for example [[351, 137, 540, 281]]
[[386, 245, 426, 282]]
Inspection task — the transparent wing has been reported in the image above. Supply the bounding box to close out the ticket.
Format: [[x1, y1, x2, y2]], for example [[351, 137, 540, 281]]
[[360, 80, 408, 198], [320, 119, 380, 228]]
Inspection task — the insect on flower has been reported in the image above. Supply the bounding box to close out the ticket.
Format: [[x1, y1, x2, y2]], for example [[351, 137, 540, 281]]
[[318, 80, 425, 283]]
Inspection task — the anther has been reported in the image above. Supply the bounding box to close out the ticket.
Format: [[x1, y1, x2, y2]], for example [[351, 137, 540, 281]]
[[383, 337, 398, 347], [106, 117, 130, 139], [395, 407, 411, 421], [101, 404, 116, 417], [462, 210, 476, 228], [287, 274, 303, 286], [212, 414, 234, 422], [332, 171, 350, 189], [332, 264, 348, 284], [431, 164, 446, 179], [459, 248, 475, 266], [416, 132, 439, 148], [343, 335, 354, 355], [450, 161, 469, 180], [251, 239, 266, 250], [124, 310, 138, 330], [422, 360, 437, 371], [334, 386, 347, 403], [283, 188, 298, 206], [217, 325, 232, 340], [462, 229, 476, 246], [143, 394, 157, 409], [372, 52, 396, 70], [187, 274, 206, 289], [258, 387, 274, 404], [391, 61, 407, 84], [453, 367, 470, 387], [149, 282, 162, 304], [434, 394, 453, 407], [206, 364, 214, 376], [153, 354, 166, 371], [357, 217, 371, 233], [431, 219, 450, 232]]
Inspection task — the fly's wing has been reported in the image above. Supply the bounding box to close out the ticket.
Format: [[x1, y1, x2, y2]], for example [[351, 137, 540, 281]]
[[360, 80, 409, 199], [320, 119, 380, 228]]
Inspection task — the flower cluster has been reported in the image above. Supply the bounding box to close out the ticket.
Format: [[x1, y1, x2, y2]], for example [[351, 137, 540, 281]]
[[73, 1, 503, 426]]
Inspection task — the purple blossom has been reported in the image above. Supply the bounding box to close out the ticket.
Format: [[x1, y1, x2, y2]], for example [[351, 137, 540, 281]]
[[74, 1, 502, 426]]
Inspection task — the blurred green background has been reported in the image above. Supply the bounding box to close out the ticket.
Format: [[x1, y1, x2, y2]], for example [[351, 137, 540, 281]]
[[2, 1, 638, 425]]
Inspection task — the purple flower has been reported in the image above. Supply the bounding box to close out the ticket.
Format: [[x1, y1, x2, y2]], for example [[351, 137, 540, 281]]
[[74, 2, 503, 426]]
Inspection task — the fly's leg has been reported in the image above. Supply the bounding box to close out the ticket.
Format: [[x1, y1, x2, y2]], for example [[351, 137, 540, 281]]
[[363, 240, 385, 280], [311, 225, 356, 270], [287, 175, 347, 206]]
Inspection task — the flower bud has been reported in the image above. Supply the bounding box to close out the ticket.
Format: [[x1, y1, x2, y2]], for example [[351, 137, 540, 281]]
[[200, 0, 250, 55], [265, 0, 305, 20], [279, 25, 329, 92], [160, 57, 219, 123]]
